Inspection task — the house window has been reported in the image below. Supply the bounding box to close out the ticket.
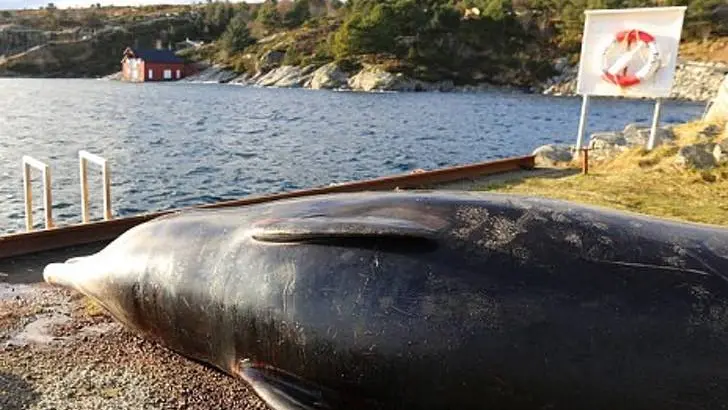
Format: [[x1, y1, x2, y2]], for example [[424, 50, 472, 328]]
[[148, 69, 153, 79], [176, 69, 181, 79], [163, 69, 172, 80]]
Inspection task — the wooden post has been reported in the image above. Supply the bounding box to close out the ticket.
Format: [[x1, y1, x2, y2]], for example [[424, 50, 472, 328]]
[[23, 162, 33, 231], [582, 148, 589, 175], [43, 166, 53, 228], [80, 154, 89, 223], [102, 160, 112, 221]]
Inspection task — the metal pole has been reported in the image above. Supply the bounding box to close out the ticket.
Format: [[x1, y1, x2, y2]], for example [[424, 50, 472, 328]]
[[647, 98, 663, 151], [575, 94, 590, 156]]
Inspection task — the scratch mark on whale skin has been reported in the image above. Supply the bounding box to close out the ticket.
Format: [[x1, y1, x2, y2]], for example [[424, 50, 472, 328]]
[[452, 207, 489, 240], [482, 216, 526, 249], [565, 232, 583, 248], [586, 259, 712, 277]]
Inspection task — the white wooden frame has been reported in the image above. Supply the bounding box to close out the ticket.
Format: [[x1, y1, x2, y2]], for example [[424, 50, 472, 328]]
[[22, 155, 53, 231], [79, 150, 112, 223]]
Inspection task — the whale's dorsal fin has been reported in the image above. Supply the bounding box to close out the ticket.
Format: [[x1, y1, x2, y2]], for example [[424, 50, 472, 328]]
[[250, 215, 439, 247]]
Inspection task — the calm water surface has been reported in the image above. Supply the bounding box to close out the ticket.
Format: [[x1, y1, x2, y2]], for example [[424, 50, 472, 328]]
[[0, 78, 706, 234]]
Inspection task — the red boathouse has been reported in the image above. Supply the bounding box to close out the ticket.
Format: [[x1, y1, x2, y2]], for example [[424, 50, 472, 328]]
[[121, 47, 186, 82]]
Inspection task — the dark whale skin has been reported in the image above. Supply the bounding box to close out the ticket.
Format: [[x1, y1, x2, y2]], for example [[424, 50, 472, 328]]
[[44, 190, 728, 410]]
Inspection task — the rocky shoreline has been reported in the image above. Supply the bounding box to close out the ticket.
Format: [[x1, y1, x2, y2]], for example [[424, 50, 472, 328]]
[[168, 56, 728, 102], [175, 61, 525, 94], [542, 58, 728, 102], [532, 74, 728, 168]]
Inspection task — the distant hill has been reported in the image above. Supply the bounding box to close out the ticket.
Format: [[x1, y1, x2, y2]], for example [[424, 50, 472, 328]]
[[1, 1, 726, 87], [0, 4, 216, 76]]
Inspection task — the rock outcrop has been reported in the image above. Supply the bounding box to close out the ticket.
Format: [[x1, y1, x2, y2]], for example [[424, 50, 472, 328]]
[[348, 65, 418, 92], [532, 144, 574, 166], [676, 143, 718, 169], [229, 72, 251, 84], [253, 65, 316, 88], [307, 62, 348, 90], [705, 74, 728, 124], [542, 60, 728, 102], [712, 138, 728, 165], [257, 50, 285, 73], [588, 132, 628, 160], [180, 64, 238, 83], [586, 123, 676, 160], [540, 57, 578, 96], [224, 61, 460, 92], [670, 62, 728, 101], [102, 71, 123, 81], [622, 123, 676, 147], [0, 25, 49, 57]]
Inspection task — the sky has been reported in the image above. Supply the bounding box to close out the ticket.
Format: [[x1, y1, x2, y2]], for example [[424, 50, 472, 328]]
[[0, 0, 255, 10]]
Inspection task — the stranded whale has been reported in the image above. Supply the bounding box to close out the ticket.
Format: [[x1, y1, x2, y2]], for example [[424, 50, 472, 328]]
[[44, 190, 728, 410]]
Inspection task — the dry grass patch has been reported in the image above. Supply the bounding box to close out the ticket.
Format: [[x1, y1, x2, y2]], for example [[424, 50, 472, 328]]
[[480, 121, 728, 226], [679, 37, 728, 63]]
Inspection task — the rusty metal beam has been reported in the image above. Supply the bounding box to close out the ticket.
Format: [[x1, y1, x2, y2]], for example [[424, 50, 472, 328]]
[[0, 155, 535, 259]]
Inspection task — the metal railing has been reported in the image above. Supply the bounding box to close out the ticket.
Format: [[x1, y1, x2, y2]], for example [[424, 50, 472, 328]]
[[79, 150, 112, 223], [22, 155, 54, 231]]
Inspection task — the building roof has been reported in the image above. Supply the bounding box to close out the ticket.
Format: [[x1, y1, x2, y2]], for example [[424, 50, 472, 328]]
[[123, 47, 184, 64]]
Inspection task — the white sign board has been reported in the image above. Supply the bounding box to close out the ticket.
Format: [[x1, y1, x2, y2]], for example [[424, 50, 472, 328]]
[[576, 7, 687, 98]]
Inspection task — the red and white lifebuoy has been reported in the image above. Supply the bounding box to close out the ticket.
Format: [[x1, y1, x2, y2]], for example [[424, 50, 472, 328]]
[[601, 29, 661, 88]]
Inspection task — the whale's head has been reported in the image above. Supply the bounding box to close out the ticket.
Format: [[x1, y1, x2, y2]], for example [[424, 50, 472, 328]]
[[43, 255, 90, 291], [43, 248, 152, 334]]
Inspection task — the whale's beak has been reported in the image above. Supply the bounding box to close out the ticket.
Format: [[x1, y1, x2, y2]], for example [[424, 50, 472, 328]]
[[43, 256, 89, 290]]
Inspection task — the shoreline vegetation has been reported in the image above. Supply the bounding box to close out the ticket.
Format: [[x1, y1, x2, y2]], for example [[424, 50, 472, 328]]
[[0, 1, 727, 98]]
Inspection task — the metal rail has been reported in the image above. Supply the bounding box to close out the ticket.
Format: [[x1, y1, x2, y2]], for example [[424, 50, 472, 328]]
[[0, 154, 536, 259], [22, 155, 53, 231], [79, 150, 112, 223]]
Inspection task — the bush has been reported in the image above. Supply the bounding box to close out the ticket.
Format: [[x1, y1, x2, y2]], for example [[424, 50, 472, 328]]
[[282, 44, 302, 65], [220, 15, 256, 56]]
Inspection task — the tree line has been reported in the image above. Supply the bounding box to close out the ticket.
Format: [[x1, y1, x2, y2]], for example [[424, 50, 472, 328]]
[[1, 0, 724, 83], [203, 0, 727, 59]]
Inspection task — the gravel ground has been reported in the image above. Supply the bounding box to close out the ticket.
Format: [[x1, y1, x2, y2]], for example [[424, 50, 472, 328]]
[[1, 282, 270, 410]]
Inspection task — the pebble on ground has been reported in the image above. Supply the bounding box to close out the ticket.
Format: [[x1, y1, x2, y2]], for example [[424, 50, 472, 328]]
[[1, 283, 270, 410]]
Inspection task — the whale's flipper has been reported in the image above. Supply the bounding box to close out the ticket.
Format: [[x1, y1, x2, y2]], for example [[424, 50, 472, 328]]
[[250, 215, 440, 247], [238, 361, 336, 410]]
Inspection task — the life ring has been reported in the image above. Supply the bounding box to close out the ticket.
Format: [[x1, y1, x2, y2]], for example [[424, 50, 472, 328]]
[[601, 29, 661, 88]]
